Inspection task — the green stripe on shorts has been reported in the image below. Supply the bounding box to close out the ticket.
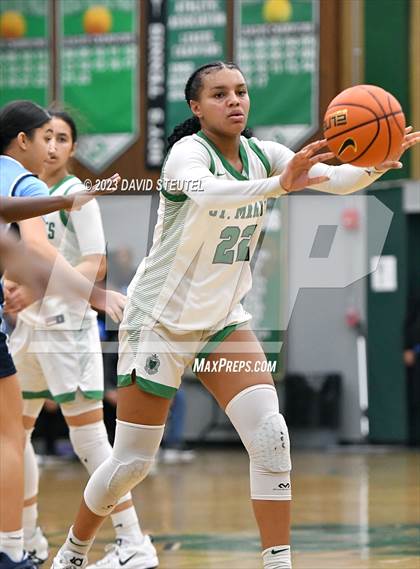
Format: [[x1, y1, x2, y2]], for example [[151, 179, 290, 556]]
[[196, 322, 244, 362], [54, 392, 79, 403], [22, 389, 103, 403], [22, 389, 54, 400], [117, 373, 177, 399], [22, 390, 74, 403], [81, 390, 103, 400], [117, 373, 134, 387]]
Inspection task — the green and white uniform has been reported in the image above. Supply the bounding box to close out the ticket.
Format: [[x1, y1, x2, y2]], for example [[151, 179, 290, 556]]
[[10, 175, 106, 403], [118, 132, 382, 398]]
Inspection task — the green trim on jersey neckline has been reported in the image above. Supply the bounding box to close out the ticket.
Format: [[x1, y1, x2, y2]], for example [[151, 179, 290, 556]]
[[196, 131, 249, 180], [195, 138, 216, 175], [60, 181, 82, 232], [248, 139, 271, 177], [48, 174, 75, 195], [48, 174, 80, 232], [117, 373, 177, 399], [22, 389, 103, 403]]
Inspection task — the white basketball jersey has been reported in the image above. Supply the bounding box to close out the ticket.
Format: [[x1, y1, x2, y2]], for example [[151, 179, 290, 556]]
[[18, 175, 106, 329], [122, 131, 382, 334], [123, 133, 287, 333]]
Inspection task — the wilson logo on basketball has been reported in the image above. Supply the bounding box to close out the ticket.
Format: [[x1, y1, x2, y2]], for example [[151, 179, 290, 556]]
[[338, 138, 358, 156], [323, 109, 348, 131]]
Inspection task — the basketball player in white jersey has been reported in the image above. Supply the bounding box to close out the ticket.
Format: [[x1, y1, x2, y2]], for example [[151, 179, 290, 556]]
[[51, 63, 420, 569], [9, 111, 158, 569]]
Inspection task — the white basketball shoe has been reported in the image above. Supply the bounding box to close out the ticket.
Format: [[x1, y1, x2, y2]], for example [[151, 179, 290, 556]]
[[50, 549, 88, 569], [25, 527, 49, 565], [86, 536, 158, 569]]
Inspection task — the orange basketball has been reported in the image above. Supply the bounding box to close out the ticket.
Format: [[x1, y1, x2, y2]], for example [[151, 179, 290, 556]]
[[323, 85, 406, 167]]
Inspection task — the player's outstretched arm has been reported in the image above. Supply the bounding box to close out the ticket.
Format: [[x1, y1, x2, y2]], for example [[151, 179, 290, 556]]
[[0, 231, 49, 298], [283, 126, 419, 196], [0, 195, 79, 222], [0, 174, 120, 222], [1, 236, 126, 324], [279, 139, 334, 192], [266, 126, 419, 196], [164, 139, 290, 208]]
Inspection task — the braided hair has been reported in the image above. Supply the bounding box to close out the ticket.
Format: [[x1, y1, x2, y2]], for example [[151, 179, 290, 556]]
[[167, 61, 252, 150]]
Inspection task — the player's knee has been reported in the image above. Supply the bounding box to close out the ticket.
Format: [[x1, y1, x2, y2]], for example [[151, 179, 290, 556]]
[[84, 419, 164, 516], [225, 384, 292, 501], [84, 455, 153, 516], [69, 421, 112, 476], [248, 412, 292, 500], [248, 412, 291, 472]]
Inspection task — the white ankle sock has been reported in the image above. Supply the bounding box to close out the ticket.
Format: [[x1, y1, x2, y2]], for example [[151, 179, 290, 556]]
[[111, 507, 144, 545], [262, 545, 291, 568], [63, 526, 94, 556], [23, 503, 38, 541], [0, 529, 24, 562]]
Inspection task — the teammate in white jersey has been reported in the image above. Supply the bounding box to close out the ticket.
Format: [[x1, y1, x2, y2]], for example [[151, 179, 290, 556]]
[[51, 63, 420, 569], [9, 111, 158, 569]]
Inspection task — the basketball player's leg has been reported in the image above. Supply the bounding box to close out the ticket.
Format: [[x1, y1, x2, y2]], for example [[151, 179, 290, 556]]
[[7, 316, 53, 561], [52, 323, 188, 567], [42, 313, 161, 568], [0, 374, 25, 552], [51, 384, 170, 568], [65, 402, 145, 516], [197, 327, 292, 568], [69, 384, 171, 539], [17, 319, 150, 565], [61, 393, 159, 569], [21, 398, 51, 565]]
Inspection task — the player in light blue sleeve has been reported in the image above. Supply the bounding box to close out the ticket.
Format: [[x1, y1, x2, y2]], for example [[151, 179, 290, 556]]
[[9, 109, 158, 569], [0, 103, 51, 202], [0, 101, 126, 569], [0, 100, 52, 569]]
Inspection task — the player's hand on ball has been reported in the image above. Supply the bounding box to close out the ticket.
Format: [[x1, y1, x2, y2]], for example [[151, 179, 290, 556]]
[[374, 126, 420, 172], [280, 139, 334, 193]]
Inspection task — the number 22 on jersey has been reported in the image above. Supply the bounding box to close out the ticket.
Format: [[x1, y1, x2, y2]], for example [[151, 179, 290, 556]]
[[213, 224, 257, 264]]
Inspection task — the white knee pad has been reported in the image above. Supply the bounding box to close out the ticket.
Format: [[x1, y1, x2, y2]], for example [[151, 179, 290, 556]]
[[84, 419, 164, 516], [24, 429, 39, 501], [69, 421, 113, 476], [225, 384, 292, 501], [69, 421, 131, 508]]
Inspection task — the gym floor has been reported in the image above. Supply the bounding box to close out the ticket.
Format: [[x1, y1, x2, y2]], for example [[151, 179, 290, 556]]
[[40, 447, 420, 568]]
